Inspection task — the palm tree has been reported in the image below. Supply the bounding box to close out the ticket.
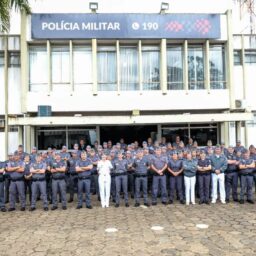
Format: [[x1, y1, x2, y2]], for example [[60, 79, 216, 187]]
[[0, 0, 31, 33]]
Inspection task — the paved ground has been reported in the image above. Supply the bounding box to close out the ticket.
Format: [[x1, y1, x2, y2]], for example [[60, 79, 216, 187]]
[[0, 196, 256, 256]]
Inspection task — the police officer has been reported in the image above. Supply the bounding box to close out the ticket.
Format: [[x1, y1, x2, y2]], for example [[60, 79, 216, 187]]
[[4, 153, 12, 203], [29, 146, 37, 163], [113, 151, 129, 207], [167, 151, 184, 204], [24, 154, 32, 204], [126, 151, 135, 198], [68, 151, 79, 202], [224, 146, 239, 203], [234, 140, 246, 154], [197, 151, 212, 204], [30, 154, 48, 211], [183, 151, 198, 205], [238, 150, 255, 204], [210, 145, 227, 204], [6, 154, 26, 211], [151, 147, 168, 205], [133, 150, 150, 207], [76, 152, 93, 209], [88, 149, 100, 196], [0, 161, 6, 212], [51, 154, 67, 210]]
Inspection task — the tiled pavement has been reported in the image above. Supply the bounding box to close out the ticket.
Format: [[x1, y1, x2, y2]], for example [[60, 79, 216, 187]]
[[0, 197, 255, 256]]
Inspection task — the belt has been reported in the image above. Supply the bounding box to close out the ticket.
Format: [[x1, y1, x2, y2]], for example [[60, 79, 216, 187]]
[[135, 174, 147, 178], [11, 178, 24, 182], [78, 176, 91, 180], [197, 172, 211, 176], [52, 177, 65, 180], [115, 172, 127, 176], [153, 173, 165, 176], [226, 170, 237, 174], [70, 173, 78, 176], [32, 178, 45, 182]]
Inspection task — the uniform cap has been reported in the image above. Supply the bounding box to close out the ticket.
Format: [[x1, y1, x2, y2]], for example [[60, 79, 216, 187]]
[[32, 146, 37, 150], [215, 144, 221, 149]]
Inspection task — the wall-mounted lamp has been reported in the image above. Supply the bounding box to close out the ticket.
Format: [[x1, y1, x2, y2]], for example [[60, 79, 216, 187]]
[[89, 2, 98, 13], [160, 2, 169, 14]]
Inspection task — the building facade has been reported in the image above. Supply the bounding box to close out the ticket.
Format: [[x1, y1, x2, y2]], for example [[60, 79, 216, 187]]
[[0, 0, 255, 160]]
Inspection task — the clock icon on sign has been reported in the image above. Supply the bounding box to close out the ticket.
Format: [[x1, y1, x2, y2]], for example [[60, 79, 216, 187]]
[[132, 22, 140, 30]]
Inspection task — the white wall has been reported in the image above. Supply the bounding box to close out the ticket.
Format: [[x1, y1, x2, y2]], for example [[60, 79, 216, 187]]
[[8, 68, 22, 114], [26, 90, 230, 112], [245, 65, 256, 111], [0, 133, 5, 161], [30, 0, 231, 14], [0, 67, 5, 115], [233, 66, 244, 101]]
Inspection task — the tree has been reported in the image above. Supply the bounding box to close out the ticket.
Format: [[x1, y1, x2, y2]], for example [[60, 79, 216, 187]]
[[0, 0, 31, 33]]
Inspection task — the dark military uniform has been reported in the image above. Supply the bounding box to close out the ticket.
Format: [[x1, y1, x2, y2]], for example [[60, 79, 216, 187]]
[[113, 158, 129, 206], [51, 159, 67, 209], [133, 156, 150, 206], [76, 159, 92, 208]]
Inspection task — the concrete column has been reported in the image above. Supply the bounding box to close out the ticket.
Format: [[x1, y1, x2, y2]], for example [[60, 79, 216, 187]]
[[220, 122, 229, 145], [69, 40, 74, 91], [96, 125, 100, 143], [236, 121, 242, 141], [4, 35, 8, 159], [244, 122, 249, 148], [157, 124, 162, 142], [116, 40, 120, 94], [241, 35, 247, 100], [18, 126, 23, 146], [138, 40, 143, 92], [226, 10, 235, 109], [24, 125, 31, 153], [205, 40, 210, 92], [47, 40, 52, 92], [160, 39, 167, 94], [92, 39, 98, 95], [183, 40, 188, 92], [20, 11, 28, 113], [30, 126, 35, 148]]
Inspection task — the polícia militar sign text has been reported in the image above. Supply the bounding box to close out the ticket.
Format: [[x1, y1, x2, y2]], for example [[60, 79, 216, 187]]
[[31, 13, 220, 39]]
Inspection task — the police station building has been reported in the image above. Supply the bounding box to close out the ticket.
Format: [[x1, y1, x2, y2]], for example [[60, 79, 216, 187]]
[[0, 0, 255, 160]]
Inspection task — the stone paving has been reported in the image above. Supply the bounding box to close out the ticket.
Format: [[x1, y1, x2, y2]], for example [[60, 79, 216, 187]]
[[0, 196, 255, 256]]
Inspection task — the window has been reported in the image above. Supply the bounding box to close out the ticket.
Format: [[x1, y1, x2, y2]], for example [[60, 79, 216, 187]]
[[0, 37, 5, 50], [244, 50, 256, 64], [51, 46, 70, 85], [8, 36, 20, 50], [167, 46, 183, 90], [234, 50, 242, 65], [97, 46, 117, 91], [29, 46, 48, 92], [209, 45, 226, 89], [188, 45, 204, 89], [36, 126, 97, 150], [142, 46, 160, 90], [73, 46, 92, 88], [120, 46, 139, 90], [8, 51, 20, 67], [0, 52, 4, 66]]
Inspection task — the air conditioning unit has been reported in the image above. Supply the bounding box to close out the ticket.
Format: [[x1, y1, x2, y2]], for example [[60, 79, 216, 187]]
[[235, 99, 247, 109], [38, 105, 52, 117]]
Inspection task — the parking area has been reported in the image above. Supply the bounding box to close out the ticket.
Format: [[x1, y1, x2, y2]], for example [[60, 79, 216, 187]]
[[0, 197, 255, 256]]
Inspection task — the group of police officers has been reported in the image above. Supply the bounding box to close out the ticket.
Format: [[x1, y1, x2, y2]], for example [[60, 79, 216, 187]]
[[0, 136, 255, 212]]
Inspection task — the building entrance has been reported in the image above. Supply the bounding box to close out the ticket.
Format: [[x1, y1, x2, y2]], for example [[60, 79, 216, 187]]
[[100, 125, 157, 145]]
